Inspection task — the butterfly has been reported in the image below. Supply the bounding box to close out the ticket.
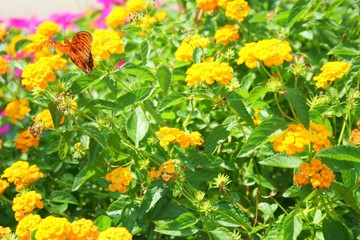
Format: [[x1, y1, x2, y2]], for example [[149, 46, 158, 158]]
[[47, 31, 94, 74]]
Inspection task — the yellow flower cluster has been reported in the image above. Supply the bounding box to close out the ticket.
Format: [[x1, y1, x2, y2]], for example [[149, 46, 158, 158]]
[[4, 99, 31, 123], [0, 28, 6, 42], [35, 216, 74, 240], [105, 167, 132, 193], [12, 191, 43, 221], [294, 158, 335, 189], [156, 127, 204, 148], [214, 24, 239, 46], [16, 214, 42, 240], [175, 34, 210, 62], [6, 34, 26, 57], [150, 160, 176, 182], [273, 123, 332, 155], [0, 179, 9, 195], [15, 130, 40, 153], [196, 0, 218, 11], [22, 55, 67, 90], [92, 29, 125, 61], [72, 218, 100, 240], [349, 128, 360, 145], [0, 56, 10, 75], [34, 109, 55, 129], [313, 61, 350, 88], [237, 39, 293, 69], [0, 226, 11, 239], [185, 61, 234, 86], [105, 6, 128, 28], [2, 161, 44, 191], [126, 0, 145, 12], [98, 227, 132, 240], [22, 21, 59, 60], [225, 0, 250, 21]]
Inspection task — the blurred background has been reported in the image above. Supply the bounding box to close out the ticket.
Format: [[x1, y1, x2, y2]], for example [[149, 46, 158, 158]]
[[0, 0, 100, 18]]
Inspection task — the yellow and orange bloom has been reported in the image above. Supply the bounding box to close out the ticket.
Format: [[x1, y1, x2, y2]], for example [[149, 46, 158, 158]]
[[185, 61, 234, 86], [0, 179, 9, 195], [0, 56, 10, 75], [237, 39, 293, 69], [273, 124, 311, 155], [16, 214, 42, 240], [98, 227, 132, 240], [215, 24, 239, 46], [294, 159, 335, 189], [175, 35, 210, 62], [2, 160, 44, 191], [33, 109, 55, 129], [105, 167, 132, 193], [225, 0, 250, 21], [105, 6, 129, 28], [196, 0, 218, 12], [309, 123, 332, 152], [349, 128, 360, 145], [150, 160, 176, 182], [156, 127, 204, 148], [71, 218, 99, 240], [15, 130, 40, 153], [92, 29, 125, 61], [4, 99, 31, 123], [12, 191, 43, 221], [313, 61, 351, 88], [35, 216, 74, 240], [126, 0, 145, 12], [0, 226, 11, 239]]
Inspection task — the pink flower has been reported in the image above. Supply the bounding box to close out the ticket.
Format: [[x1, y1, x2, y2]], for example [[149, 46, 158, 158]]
[[7, 16, 42, 33], [14, 69, 23, 78], [50, 12, 83, 31], [93, 7, 112, 29], [0, 125, 10, 135], [97, 0, 125, 7]]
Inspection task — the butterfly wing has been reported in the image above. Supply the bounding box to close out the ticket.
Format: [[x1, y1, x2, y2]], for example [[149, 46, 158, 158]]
[[68, 31, 94, 74]]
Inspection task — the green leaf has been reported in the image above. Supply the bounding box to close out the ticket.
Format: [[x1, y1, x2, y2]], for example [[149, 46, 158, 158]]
[[226, 92, 254, 127], [259, 154, 303, 168], [126, 107, 149, 146], [15, 39, 30, 52], [70, 73, 102, 94], [105, 74, 117, 96], [48, 190, 79, 205], [205, 125, 230, 155], [120, 62, 157, 81], [116, 87, 155, 109], [158, 92, 187, 111], [121, 203, 139, 231], [48, 102, 63, 129], [82, 124, 108, 149], [258, 203, 278, 222], [316, 145, 360, 163], [238, 117, 288, 157], [284, 88, 309, 128], [94, 215, 112, 232], [283, 211, 303, 240], [155, 212, 199, 236], [247, 85, 271, 105], [156, 65, 172, 94], [332, 182, 360, 215], [214, 209, 251, 230], [107, 197, 131, 217], [282, 185, 300, 198], [210, 227, 234, 240], [323, 217, 352, 240], [71, 168, 96, 191], [288, 0, 311, 28], [58, 131, 73, 160], [86, 99, 122, 110], [328, 44, 360, 56], [140, 40, 149, 65], [193, 48, 202, 63], [140, 180, 168, 214]]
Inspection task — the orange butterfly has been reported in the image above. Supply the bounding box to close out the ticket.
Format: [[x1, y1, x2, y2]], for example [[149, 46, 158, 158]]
[[47, 31, 94, 74]]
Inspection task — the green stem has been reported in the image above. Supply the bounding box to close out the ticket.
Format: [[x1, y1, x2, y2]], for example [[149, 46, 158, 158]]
[[274, 93, 295, 121], [337, 113, 348, 145]]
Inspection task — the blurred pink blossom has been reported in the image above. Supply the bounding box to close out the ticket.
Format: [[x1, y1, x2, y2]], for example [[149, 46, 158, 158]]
[[0, 125, 10, 135], [97, 0, 125, 7], [93, 7, 112, 29], [115, 60, 126, 70], [14, 69, 23, 78], [50, 12, 84, 31], [7, 16, 42, 33]]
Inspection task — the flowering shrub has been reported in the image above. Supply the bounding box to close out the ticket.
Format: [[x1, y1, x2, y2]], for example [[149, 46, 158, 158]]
[[0, 0, 359, 239]]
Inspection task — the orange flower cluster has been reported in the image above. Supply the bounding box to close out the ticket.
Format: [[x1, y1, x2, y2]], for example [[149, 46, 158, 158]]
[[196, 0, 250, 22], [4, 99, 31, 123], [16, 214, 42, 240], [185, 61, 234, 86], [35, 216, 74, 240], [0, 56, 10, 75], [150, 160, 176, 182], [1, 160, 44, 191], [98, 227, 132, 240], [294, 159, 335, 189], [175, 34, 210, 62], [0, 179, 9, 195], [105, 167, 132, 193], [156, 127, 204, 148], [237, 39, 293, 69], [313, 61, 350, 88], [71, 218, 100, 240], [273, 123, 332, 155], [12, 191, 43, 221], [214, 24, 240, 46], [15, 130, 40, 153], [349, 128, 360, 145]]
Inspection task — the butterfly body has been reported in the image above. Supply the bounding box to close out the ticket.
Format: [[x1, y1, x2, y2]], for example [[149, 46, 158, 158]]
[[47, 31, 93, 74]]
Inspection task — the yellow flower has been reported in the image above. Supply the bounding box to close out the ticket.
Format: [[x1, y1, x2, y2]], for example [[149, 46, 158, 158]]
[[237, 39, 293, 69], [150, 160, 176, 182], [6, 34, 26, 57], [35, 216, 74, 240], [0, 226, 11, 240], [126, 0, 145, 12], [309, 123, 331, 152], [185, 61, 234, 86], [2, 160, 44, 191], [105, 167, 132, 193], [71, 218, 99, 240], [34, 109, 55, 129], [36, 21, 60, 37], [156, 127, 204, 148], [155, 10, 168, 21], [15, 130, 40, 153], [225, 0, 250, 21], [12, 191, 43, 221], [21, 55, 67, 90], [0, 179, 9, 195], [0, 139, 2, 150], [105, 6, 129, 28], [98, 227, 132, 240], [313, 61, 350, 88], [137, 14, 157, 31], [215, 24, 240, 46], [4, 99, 31, 123], [196, 0, 218, 11], [189, 34, 210, 48], [175, 41, 194, 62], [92, 29, 125, 61], [0, 29, 6, 42], [273, 124, 310, 155], [218, 0, 228, 8], [16, 214, 42, 240], [22, 33, 52, 60], [349, 128, 360, 145], [0, 56, 10, 75], [294, 158, 335, 189]]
